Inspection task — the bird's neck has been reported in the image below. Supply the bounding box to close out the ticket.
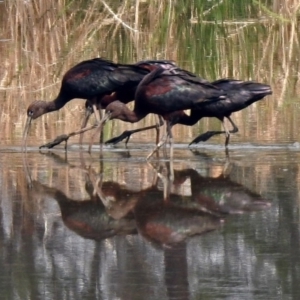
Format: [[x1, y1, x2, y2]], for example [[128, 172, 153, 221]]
[[49, 93, 70, 112], [116, 105, 146, 123]]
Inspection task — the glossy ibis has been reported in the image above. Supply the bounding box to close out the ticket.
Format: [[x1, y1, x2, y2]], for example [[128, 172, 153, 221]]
[[173, 79, 272, 146], [79, 59, 177, 146], [22, 57, 149, 149], [96, 67, 226, 158], [37, 59, 176, 149], [109, 78, 272, 147]]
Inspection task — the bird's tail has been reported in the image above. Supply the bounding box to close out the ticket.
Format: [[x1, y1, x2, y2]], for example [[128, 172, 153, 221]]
[[242, 82, 272, 104], [212, 79, 272, 105], [243, 82, 272, 94], [213, 79, 272, 97]]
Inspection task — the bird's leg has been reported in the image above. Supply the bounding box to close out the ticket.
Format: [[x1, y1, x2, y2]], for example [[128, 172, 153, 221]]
[[147, 132, 168, 160], [94, 103, 104, 145], [221, 120, 231, 147], [223, 116, 239, 147], [105, 116, 164, 146], [159, 122, 166, 155], [161, 121, 168, 157], [90, 102, 104, 145], [88, 114, 111, 153], [164, 123, 173, 155], [146, 121, 174, 161], [166, 121, 174, 161], [39, 100, 106, 150], [79, 105, 93, 146], [155, 116, 164, 145], [79, 100, 103, 146], [189, 116, 239, 146], [39, 124, 98, 149], [188, 121, 225, 145], [40, 105, 100, 150], [89, 104, 103, 148], [89, 125, 101, 153], [39, 134, 70, 149], [227, 116, 239, 134], [93, 103, 101, 124], [166, 123, 175, 181], [105, 124, 161, 145], [154, 117, 164, 159], [79, 114, 90, 147]]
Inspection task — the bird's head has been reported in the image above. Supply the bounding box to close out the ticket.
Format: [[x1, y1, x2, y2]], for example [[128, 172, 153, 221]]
[[26, 100, 49, 120], [22, 100, 48, 151], [104, 101, 126, 120]]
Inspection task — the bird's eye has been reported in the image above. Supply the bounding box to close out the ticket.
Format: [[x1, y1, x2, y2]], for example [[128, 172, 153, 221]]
[[28, 110, 33, 117]]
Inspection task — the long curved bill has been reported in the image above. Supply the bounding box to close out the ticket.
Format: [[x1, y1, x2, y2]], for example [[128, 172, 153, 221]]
[[22, 116, 32, 152]]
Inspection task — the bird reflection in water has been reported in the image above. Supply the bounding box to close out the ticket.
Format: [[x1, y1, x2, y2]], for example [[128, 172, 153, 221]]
[[25, 152, 271, 300], [30, 179, 137, 241], [26, 152, 271, 243]]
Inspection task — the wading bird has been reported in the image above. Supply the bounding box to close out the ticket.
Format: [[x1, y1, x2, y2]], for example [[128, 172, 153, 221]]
[[96, 67, 226, 158], [172, 79, 272, 146], [78, 60, 177, 146], [108, 78, 272, 147], [22, 58, 150, 149], [35, 59, 177, 149]]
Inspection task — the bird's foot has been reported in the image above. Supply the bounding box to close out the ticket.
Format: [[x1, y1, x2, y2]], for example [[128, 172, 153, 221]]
[[105, 131, 132, 145], [189, 131, 216, 146], [39, 134, 69, 149]]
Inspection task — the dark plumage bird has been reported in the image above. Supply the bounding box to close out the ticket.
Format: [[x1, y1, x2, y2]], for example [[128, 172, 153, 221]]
[[109, 78, 272, 148], [80, 59, 177, 145], [98, 67, 226, 158], [22, 57, 150, 149], [170, 79, 272, 146]]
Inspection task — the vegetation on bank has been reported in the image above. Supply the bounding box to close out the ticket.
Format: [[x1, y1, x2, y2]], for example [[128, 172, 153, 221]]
[[0, 0, 299, 143]]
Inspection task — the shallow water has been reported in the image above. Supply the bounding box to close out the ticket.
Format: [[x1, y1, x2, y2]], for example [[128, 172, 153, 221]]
[[0, 146, 300, 299]]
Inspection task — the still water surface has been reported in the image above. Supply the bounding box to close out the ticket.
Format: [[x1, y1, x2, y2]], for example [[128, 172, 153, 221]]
[[0, 145, 300, 299]]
